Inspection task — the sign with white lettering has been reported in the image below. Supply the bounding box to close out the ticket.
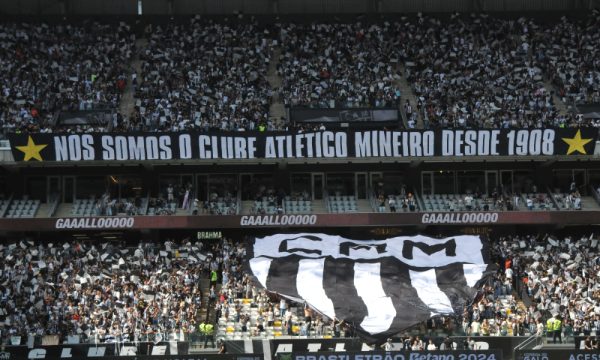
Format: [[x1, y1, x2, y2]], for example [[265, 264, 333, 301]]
[[0, 211, 598, 232], [421, 213, 499, 224], [240, 215, 318, 226], [55, 217, 135, 229], [225, 337, 528, 357], [283, 351, 502, 360], [3, 342, 189, 359], [514, 350, 599, 360], [8, 128, 598, 162]]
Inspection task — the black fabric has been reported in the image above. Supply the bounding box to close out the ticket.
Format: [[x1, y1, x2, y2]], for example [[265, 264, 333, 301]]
[[246, 234, 494, 343]]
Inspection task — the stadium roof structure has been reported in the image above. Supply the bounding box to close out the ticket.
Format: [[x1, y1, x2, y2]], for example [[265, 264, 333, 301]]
[[0, 0, 597, 16]]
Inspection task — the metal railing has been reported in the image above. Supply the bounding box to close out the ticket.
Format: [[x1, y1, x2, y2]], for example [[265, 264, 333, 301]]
[[47, 193, 61, 217], [188, 190, 198, 215], [398, 103, 409, 129], [236, 190, 242, 215], [0, 194, 14, 217], [323, 190, 330, 212], [513, 333, 543, 351], [140, 192, 150, 215], [368, 188, 380, 212], [413, 188, 424, 211], [546, 187, 562, 210], [590, 185, 600, 206]]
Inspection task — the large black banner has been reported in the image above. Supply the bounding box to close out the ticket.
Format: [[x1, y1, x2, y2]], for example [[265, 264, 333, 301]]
[[514, 349, 599, 360], [56, 110, 113, 127], [223, 338, 367, 355], [246, 234, 493, 342], [0, 349, 258, 360], [225, 336, 528, 358], [7, 128, 598, 162], [1, 342, 189, 360], [290, 108, 399, 124], [281, 351, 502, 360]]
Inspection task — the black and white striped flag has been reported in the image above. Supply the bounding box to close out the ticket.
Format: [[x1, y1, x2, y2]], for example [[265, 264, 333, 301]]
[[246, 233, 493, 341]]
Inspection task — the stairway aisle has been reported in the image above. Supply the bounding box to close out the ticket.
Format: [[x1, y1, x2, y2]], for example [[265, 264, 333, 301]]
[[544, 79, 570, 115], [396, 63, 423, 128], [118, 38, 148, 123], [266, 47, 287, 129]]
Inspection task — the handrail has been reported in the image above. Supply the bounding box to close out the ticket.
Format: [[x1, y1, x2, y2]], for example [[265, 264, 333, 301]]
[[546, 187, 562, 210], [140, 192, 150, 215], [323, 190, 330, 213], [398, 103, 409, 129], [51, 110, 60, 127], [514, 333, 543, 351], [589, 185, 600, 206], [0, 194, 14, 217], [413, 187, 424, 211], [187, 190, 197, 215], [107, 110, 115, 132], [47, 193, 61, 217], [519, 282, 533, 308], [367, 188, 379, 212]]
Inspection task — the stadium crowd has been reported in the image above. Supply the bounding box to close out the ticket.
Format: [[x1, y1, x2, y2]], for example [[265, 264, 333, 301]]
[[404, 14, 564, 128], [0, 21, 134, 134], [129, 17, 274, 133], [463, 233, 600, 339], [277, 22, 402, 109], [2, 232, 598, 346], [2, 14, 600, 136], [542, 15, 600, 106], [0, 238, 215, 345]]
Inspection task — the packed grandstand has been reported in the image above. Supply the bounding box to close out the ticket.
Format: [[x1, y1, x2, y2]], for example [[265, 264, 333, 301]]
[[0, 233, 598, 345], [1, 3, 600, 360], [1, 13, 600, 135]]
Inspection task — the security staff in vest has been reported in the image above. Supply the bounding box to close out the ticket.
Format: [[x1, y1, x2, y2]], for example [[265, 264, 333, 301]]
[[546, 316, 555, 341], [553, 316, 562, 344], [204, 322, 215, 348], [210, 270, 218, 288], [198, 321, 207, 343]]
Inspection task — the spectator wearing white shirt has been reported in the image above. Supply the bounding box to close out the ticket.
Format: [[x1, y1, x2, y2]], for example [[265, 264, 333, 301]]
[[464, 195, 473, 210], [426, 339, 437, 350], [527, 197, 533, 210]]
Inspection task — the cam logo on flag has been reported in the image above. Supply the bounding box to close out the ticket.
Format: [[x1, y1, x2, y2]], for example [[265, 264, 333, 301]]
[[246, 233, 493, 341]]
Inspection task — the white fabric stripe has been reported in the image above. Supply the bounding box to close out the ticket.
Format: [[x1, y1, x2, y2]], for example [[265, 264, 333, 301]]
[[243, 339, 253, 354], [353, 262, 396, 334], [253, 233, 485, 268], [409, 268, 454, 316], [262, 339, 272, 360], [249, 257, 272, 288], [463, 264, 488, 287], [297, 259, 336, 320]]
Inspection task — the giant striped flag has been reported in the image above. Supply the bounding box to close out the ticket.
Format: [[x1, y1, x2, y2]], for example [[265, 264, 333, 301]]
[[246, 233, 493, 341]]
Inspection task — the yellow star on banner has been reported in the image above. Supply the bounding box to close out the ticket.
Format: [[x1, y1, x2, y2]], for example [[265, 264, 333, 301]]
[[562, 129, 593, 155], [15, 136, 47, 161]]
